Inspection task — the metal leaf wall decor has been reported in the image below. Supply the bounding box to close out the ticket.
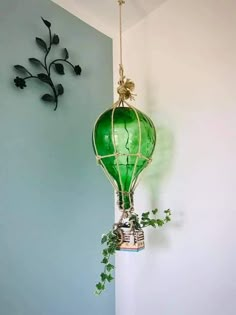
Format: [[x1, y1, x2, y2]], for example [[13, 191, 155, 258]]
[[13, 17, 82, 110]]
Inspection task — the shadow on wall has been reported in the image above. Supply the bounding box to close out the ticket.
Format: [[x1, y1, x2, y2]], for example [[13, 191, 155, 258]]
[[132, 18, 184, 250], [144, 125, 174, 208], [142, 121, 184, 248]]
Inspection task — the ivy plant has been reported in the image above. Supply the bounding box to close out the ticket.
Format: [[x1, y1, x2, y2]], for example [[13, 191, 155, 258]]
[[95, 209, 171, 295], [13, 17, 82, 110]]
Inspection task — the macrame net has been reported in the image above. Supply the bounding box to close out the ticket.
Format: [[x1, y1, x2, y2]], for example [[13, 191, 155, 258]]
[[92, 98, 154, 210]]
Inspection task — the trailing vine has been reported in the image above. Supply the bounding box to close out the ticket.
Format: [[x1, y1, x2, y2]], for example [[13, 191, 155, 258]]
[[13, 17, 82, 110], [95, 209, 171, 295]]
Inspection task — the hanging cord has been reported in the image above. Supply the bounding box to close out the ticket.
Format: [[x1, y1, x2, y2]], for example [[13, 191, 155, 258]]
[[118, 0, 124, 75], [117, 0, 136, 103]]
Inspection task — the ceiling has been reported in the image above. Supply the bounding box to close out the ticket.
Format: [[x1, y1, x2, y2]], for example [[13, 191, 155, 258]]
[[52, 0, 167, 37]]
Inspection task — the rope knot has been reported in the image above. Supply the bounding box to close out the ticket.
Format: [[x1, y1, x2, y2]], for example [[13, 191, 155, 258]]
[[117, 78, 136, 101]]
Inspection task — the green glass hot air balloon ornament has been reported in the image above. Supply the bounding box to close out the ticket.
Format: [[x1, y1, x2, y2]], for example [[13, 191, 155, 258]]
[[92, 0, 156, 252]]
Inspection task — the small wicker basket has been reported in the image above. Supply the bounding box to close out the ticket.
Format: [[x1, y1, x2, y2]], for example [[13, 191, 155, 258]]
[[117, 227, 145, 252]]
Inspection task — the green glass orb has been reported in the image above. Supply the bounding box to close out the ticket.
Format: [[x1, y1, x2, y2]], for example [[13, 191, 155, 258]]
[[93, 106, 156, 210]]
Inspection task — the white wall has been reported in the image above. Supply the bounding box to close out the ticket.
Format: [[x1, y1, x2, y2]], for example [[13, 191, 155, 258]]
[[115, 0, 236, 314]]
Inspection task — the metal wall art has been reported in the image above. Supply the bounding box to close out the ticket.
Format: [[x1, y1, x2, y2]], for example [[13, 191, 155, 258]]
[[13, 17, 82, 110]]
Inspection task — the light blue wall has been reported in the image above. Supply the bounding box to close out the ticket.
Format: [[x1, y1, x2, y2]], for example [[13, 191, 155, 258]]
[[0, 0, 114, 314]]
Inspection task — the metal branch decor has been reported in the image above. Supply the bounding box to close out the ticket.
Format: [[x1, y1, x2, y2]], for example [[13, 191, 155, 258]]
[[92, 0, 172, 295], [13, 17, 82, 110]]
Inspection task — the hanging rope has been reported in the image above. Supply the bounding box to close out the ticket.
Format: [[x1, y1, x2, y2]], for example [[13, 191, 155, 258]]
[[118, 0, 124, 70], [117, 0, 136, 102]]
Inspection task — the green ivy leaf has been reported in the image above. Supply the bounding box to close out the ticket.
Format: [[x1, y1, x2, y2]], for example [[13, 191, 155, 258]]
[[107, 274, 114, 282], [156, 219, 164, 226], [102, 249, 108, 257], [35, 37, 47, 51], [96, 282, 102, 290], [142, 212, 150, 219], [54, 63, 65, 75], [41, 17, 51, 28], [152, 209, 158, 215], [108, 247, 115, 255], [106, 264, 114, 272], [101, 235, 107, 244], [101, 257, 108, 264], [100, 273, 107, 282], [149, 219, 156, 227]]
